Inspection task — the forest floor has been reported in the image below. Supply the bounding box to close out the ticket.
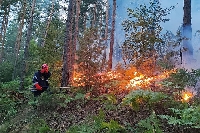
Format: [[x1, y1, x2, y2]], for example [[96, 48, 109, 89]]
[[1, 87, 200, 133]]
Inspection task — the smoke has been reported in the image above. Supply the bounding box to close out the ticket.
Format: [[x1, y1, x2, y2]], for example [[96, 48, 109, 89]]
[[112, 0, 200, 70]]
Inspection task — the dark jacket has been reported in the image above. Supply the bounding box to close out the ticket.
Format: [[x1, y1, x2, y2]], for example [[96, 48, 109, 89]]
[[33, 70, 51, 89]]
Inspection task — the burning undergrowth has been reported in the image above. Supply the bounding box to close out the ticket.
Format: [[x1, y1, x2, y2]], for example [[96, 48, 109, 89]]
[[72, 64, 178, 97], [71, 63, 200, 104]]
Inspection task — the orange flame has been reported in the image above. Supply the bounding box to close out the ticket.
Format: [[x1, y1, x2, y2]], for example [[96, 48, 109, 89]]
[[181, 91, 193, 102], [72, 67, 176, 92]]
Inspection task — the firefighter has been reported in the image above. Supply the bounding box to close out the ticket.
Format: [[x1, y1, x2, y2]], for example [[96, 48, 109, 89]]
[[32, 64, 51, 97]]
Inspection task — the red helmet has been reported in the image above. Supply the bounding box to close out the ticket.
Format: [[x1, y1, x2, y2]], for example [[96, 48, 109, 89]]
[[41, 64, 49, 73], [42, 64, 48, 69]]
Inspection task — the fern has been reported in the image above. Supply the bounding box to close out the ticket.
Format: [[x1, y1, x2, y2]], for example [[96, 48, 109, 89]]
[[136, 111, 163, 133], [122, 89, 168, 111], [159, 105, 200, 128]]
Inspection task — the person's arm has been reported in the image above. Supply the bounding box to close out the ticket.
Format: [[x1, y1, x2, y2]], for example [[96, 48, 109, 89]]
[[33, 72, 42, 90], [32, 72, 38, 83]]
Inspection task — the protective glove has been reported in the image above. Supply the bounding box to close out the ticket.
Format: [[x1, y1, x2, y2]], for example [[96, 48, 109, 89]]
[[40, 67, 48, 73], [44, 67, 48, 73], [35, 83, 42, 91]]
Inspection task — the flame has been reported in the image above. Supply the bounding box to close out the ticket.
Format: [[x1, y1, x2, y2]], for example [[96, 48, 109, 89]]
[[126, 74, 153, 88], [126, 69, 176, 89], [72, 66, 176, 92], [181, 91, 193, 102], [181, 87, 196, 102]]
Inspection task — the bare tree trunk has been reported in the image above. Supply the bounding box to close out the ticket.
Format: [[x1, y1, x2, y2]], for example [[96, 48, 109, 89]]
[[0, 5, 9, 63], [102, 0, 109, 71], [182, 0, 193, 63], [41, 0, 54, 47], [61, 0, 74, 87], [20, 0, 36, 90], [108, 0, 116, 70], [71, 0, 81, 81], [13, 0, 26, 80]]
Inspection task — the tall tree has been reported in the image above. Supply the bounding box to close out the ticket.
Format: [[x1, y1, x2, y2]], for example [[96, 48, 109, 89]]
[[122, 1, 174, 74], [41, 0, 55, 47], [61, 0, 74, 87], [102, 0, 109, 70], [182, 0, 193, 63], [0, 1, 10, 63], [20, 0, 36, 90], [108, 0, 116, 70], [72, 0, 81, 81], [13, 0, 27, 79]]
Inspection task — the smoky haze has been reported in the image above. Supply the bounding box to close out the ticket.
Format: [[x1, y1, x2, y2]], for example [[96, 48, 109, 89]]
[[113, 0, 200, 69]]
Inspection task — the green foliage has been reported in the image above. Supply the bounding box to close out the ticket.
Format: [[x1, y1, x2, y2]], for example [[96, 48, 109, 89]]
[[159, 105, 200, 129], [0, 80, 21, 123], [122, 0, 175, 68], [31, 91, 87, 110], [75, 28, 107, 88], [101, 119, 125, 133], [34, 92, 65, 111], [99, 94, 118, 111], [135, 111, 163, 133], [67, 109, 125, 133], [27, 119, 54, 133], [67, 110, 105, 133], [162, 69, 200, 90], [0, 61, 14, 82], [122, 89, 168, 111], [3, 19, 18, 62]]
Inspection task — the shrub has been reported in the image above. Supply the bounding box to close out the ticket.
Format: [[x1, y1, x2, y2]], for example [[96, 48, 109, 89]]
[[122, 89, 168, 111]]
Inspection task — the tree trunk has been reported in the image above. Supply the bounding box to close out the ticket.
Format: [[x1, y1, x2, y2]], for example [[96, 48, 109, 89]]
[[13, 0, 26, 80], [102, 0, 109, 71], [108, 0, 116, 70], [61, 0, 74, 87], [0, 5, 10, 63], [20, 0, 36, 90], [182, 0, 193, 62], [72, 0, 81, 81], [41, 0, 54, 47]]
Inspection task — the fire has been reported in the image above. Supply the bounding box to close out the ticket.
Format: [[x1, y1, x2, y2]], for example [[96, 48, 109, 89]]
[[126, 74, 153, 88], [181, 87, 196, 102], [181, 91, 193, 102], [126, 69, 176, 89], [72, 66, 176, 92]]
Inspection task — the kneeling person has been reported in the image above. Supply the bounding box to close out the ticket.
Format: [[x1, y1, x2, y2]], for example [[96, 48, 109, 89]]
[[32, 64, 51, 97]]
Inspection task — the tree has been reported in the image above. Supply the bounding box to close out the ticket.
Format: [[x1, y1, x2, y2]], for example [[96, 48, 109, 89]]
[[0, 1, 10, 63], [74, 28, 105, 89], [102, 0, 109, 70], [108, 0, 116, 70], [41, 0, 55, 47], [122, 1, 174, 75], [182, 0, 193, 64], [20, 0, 36, 90], [72, 0, 81, 81], [62, 0, 74, 87], [13, 0, 27, 79]]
